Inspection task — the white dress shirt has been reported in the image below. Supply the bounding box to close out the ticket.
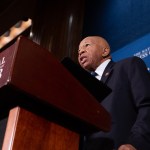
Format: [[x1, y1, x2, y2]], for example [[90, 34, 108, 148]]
[[95, 59, 111, 80]]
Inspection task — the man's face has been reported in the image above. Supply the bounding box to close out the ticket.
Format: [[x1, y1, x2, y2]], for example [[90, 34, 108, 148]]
[[78, 37, 104, 71]]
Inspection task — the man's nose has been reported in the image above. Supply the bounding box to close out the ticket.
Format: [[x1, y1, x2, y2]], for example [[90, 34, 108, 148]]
[[78, 49, 86, 55]]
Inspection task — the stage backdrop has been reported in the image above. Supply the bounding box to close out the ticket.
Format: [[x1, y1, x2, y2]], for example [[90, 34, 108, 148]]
[[112, 33, 150, 72]]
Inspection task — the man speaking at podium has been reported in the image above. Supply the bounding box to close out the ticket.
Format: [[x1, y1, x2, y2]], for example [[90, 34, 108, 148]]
[[78, 36, 150, 150]]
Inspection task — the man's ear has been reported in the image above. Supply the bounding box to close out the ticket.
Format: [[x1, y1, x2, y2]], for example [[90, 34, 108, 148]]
[[102, 48, 110, 57]]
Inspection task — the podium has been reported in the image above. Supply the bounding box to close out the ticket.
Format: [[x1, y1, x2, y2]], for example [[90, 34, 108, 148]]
[[0, 36, 111, 150]]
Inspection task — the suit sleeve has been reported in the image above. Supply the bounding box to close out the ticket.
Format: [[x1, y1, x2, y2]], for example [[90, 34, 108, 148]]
[[127, 56, 150, 150]]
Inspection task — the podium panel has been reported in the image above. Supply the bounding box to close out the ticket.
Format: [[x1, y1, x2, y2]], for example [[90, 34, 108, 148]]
[[2, 107, 79, 150]]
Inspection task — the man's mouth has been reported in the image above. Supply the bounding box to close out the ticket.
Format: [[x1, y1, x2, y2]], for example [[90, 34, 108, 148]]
[[80, 56, 87, 64]]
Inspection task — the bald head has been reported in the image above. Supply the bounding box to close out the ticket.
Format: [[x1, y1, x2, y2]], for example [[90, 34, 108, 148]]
[[78, 36, 111, 71], [82, 36, 110, 50]]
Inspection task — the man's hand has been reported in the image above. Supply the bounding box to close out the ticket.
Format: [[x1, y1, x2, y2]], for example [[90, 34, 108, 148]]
[[118, 144, 137, 150]]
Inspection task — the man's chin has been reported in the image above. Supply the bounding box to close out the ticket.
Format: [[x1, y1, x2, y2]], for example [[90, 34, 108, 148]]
[[82, 65, 92, 71]]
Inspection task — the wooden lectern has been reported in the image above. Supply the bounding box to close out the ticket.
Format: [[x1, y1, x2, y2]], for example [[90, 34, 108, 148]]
[[0, 36, 111, 150]]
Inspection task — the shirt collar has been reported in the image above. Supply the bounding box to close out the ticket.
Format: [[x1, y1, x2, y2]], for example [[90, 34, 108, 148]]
[[95, 59, 111, 79]]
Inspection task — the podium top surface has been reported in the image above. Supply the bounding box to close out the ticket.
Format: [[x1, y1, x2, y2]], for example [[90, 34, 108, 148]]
[[0, 36, 111, 134]]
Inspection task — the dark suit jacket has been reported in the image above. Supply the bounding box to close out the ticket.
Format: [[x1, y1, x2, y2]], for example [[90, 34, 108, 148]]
[[84, 56, 150, 150]]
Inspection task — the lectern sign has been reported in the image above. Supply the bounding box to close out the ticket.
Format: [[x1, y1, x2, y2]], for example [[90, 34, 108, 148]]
[[0, 44, 16, 88], [0, 57, 5, 78]]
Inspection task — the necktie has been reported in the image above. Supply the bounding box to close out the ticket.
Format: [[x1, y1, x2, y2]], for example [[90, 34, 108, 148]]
[[91, 71, 101, 80], [91, 71, 98, 77]]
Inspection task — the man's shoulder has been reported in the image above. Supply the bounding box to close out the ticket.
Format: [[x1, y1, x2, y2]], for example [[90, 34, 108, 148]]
[[116, 56, 143, 64], [112, 56, 145, 70]]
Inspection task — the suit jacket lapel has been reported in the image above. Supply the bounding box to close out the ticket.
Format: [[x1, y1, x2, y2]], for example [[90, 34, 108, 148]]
[[101, 60, 115, 84]]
